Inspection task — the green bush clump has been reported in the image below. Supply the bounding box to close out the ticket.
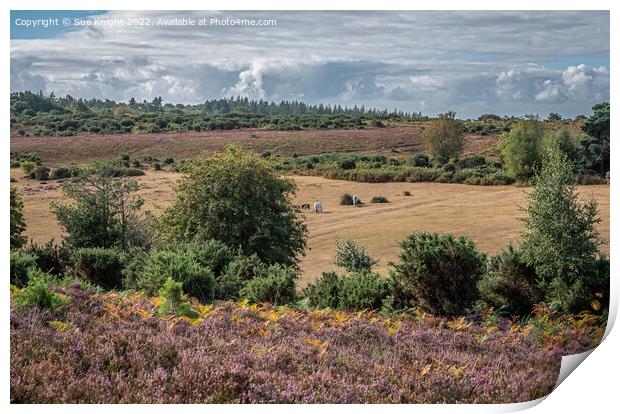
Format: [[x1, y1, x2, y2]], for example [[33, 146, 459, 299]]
[[153, 162, 162, 171], [10, 251, 38, 287], [216, 254, 266, 300], [302, 271, 387, 311], [71, 247, 124, 290], [157, 278, 197, 318], [20, 160, 37, 175], [240, 264, 297, 305], [339, 193, 355, 205], [407, 153, 430, 167], [370, 196, 389, 203], [335, 239, 378, 273], [338, 159, 356, 170], [23, 240, 71, 276], [390, 232, 486, 316], [302, 272, 340, 309], [50, 167, 71, 179], [138, 249, 214, 302], [32, 165, 50, 180], [478, 245, 542, 316], [14, 269, 69, 312]]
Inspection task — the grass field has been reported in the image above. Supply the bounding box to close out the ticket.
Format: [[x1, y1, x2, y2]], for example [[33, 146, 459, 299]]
[[11, 169, 609, 285], [10, 126, 499, 166]]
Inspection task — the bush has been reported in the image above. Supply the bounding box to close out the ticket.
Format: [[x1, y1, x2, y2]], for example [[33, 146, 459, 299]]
[[10, 251, 38, 287], [163, 157, 175, 165], [23, 240, 71, 276], [302, 272, 341, 309], [33, 165, 50, 180], [579, 174, 606, 185], [407, 153, 430, 167], [50, 167, 71, 179], [157, 278, 197, 318], [138, 250, 215, 302], [159, 146, 307, 267], [390, 232, 486, 316], [14, 269, 69, 312], [240, 264, 297, 305], [337, 272, 388, 311], [20, 161, 37, 175], [71, 247, 124, 290], [403, 191, 411, 196], [335, 239, 378, 273], [339, 193, 354, 205], [499, 120, 544, 181], [338, 159, 356, 170], [422, 113, 465, 159], [153, 162, 162, 171], [370, 196, 389, 203], [10, 187, 27, 249], [478, 245, 541, 316]]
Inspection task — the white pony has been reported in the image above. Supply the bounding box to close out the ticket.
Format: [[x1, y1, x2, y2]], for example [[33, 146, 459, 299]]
[[313, 201, 323, 213], [352, 195, 360, 206]]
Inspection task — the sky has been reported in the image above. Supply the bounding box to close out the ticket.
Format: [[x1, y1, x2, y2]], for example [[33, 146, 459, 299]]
[[10, 10, 610, 118]]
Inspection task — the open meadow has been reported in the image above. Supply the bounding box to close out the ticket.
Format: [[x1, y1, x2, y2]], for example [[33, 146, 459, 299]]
[[10, 168, 609, 285]]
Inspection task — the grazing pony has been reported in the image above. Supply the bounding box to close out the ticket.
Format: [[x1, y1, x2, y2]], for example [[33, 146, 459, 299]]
[[313, 201, 323, 213], [352, 195, 360, 206]]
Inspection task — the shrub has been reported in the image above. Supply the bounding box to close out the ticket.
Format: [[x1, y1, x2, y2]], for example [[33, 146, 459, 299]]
[[10, 187, 27, 249], [14, 269, 69, 312], [579, 174, 606, 185], [499, 120, 544, 181], [23, 240, 71, 276], [153, 162, 162, 171], [157, 278, 197, 318], [240, 264, 297, 305], [337, 272, 388, 311], [403, 191, 411, 196], [159, 146, 307, 267], [407, 153, 430, 167], [71, 247, 124, 290], [370, 196, 389, 203], [50, 167, 71, 179], [478, 245, 541, 316], [138, 250, 215, 302], [302, 272, 341, 309], [163, 157, 175, 165], [457, 155, 487, 169], [338, 159, 356, 170], [10, 251, 38, 287], [20, 161, 37, 175], [33, 165, 50, 180], [339, 193, 354, 205], [335, 239, 378, 273], [390, 232, 486, 316]]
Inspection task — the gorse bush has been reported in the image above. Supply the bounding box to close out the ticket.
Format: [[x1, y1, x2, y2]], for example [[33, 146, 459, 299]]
[[370, 196, 389, 203], [23, 240, 71, 276], [10, 251, 38, 288], [138, 249, 215, 302], [302, 271, 387, 311], [478, 245, 541, 316], [302, 272, 341, 309], [20, 160, 36, 175], [240, 264, 297, 305], [339, 193, 355, 205], [71, 247, 124, 290], [390, 232, 486, 316], [32, 165, 50, 180], [157, 278, 197, 318], [334, 239, 378, 273], [215, 253, 267, 300]]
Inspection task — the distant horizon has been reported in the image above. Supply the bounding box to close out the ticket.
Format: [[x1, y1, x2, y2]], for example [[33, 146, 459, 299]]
[[11, 10, 610, 118]]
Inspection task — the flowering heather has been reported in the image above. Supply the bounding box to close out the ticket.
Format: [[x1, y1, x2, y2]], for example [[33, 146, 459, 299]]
[[10, 286, 603, 404]]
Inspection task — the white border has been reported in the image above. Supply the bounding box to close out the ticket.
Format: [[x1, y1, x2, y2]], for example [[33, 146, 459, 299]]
[[2, 1, 617, 413]]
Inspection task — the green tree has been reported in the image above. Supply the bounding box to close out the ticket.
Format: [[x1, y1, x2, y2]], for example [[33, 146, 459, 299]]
[[159, 146, 307, 267], [51, 165, 148, 250], [520, 146, 604, 312], [422, 111, 465, 159], [542, 128, 577, 162], [499, 119, 544, 181], [334, 239, 378, 273], [10, 187, 27, 249], [578, 102, 610, 175]]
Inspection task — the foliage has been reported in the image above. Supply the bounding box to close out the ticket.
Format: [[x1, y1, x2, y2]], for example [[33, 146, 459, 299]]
[[13, 269, 69, 312], [422, 112, 465, 159], [478, 245, 542, 316], [23, 240, 72, 276], [51, 165, 149, 250], [302, 272, 341, 309], [159, 146, 307, 267], [240, 264, 298, 305], [370, 196, 389, 203], [499, 120, 544, 181], [10, 187, 27, 249], [339, 193, 355, 205], [337, 272, 388, 311], [138, 249, 215, 302], [578, 102, 610, 175], [20, 161, 36, 175], [157, 278, 197, 318], [71, 247, 124, 290], [390, 232, 486, 316], [10, 251, 38, 288], [520, 147, 604, 313], [334, 239, 378, 272]]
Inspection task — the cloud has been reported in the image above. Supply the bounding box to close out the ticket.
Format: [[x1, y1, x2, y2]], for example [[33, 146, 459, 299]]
[[10, 10, 609, 117]]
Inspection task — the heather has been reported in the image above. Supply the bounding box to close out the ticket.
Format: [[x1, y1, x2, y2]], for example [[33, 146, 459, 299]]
[[10, 287, 603, 404]]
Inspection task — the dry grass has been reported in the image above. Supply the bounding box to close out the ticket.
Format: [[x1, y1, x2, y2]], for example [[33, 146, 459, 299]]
[[11, 169, 609, 286], [10, 126, 499, 166]]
